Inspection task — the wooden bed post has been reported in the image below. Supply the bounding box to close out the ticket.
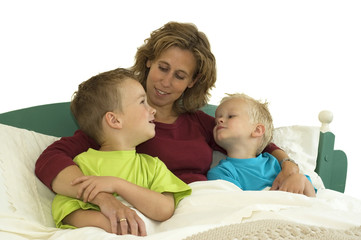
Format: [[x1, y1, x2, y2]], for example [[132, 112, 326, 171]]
[[315, 111, 347, 193]]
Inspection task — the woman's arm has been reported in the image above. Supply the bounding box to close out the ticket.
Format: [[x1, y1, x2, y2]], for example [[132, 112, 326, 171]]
[[73, 176, 175, 221], [269, 148, 300, 190], [35, 130, 99, 190]]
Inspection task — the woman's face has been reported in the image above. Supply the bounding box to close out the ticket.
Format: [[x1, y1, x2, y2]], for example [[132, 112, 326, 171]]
[[145, 46, 197, 112]]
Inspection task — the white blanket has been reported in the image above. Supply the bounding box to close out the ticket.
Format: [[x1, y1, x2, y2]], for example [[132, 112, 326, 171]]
[[1, 180, 361, 240]]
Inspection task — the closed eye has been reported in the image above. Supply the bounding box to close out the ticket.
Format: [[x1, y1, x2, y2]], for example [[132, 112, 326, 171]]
[[139, 96, 147, 104], [159, 66, 168, 72], [158, 62, 169, 72], [175, 72, 186, 80]]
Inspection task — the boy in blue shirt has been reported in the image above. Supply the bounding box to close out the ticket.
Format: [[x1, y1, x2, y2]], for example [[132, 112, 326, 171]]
[[207, 93, 315, 197]]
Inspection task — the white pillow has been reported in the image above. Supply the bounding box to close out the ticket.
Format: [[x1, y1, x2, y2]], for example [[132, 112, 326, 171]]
[[0, 123, 58, 227], [211, 125, 325, 190], [273, 125, 324, 190]]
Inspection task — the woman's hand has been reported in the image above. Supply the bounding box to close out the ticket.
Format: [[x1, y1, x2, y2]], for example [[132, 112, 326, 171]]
[[270, 159, 299, 190], [275, 173, 316, 197], [95, 192, 147, 236], [269, 149, 299, 190]]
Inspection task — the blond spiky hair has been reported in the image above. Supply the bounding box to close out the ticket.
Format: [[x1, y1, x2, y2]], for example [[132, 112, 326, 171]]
[[220, 93, 274, 155]]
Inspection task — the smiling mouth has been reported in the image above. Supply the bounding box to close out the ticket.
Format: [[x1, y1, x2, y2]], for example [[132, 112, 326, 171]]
[[155, 88, 169, 95]]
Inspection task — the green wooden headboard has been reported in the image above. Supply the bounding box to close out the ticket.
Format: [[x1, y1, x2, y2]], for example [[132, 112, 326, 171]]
[[0, 102, 347, 192], [316, 132, 348, 193], [0, 102, 78, 137]]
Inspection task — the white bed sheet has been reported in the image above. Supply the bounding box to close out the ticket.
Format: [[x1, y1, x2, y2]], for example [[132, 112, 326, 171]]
[[1, 123, 360, 240], [1, 180, 361, 240]]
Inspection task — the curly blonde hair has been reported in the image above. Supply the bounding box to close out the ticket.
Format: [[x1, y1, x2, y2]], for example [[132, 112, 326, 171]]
[[131, 21, 217, 114], [221, 93, 274, 155]]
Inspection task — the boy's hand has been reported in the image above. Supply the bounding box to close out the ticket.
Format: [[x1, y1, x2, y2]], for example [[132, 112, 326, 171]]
[[71, 176, 147, 236], [72, 175, 119, 202]]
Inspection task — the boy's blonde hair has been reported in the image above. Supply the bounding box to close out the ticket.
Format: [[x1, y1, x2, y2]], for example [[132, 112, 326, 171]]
[[221, 93, 274, 155], [71, 68, 137, 144]]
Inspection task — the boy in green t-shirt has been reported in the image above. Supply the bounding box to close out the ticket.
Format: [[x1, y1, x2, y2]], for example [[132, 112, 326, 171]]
[[52, 68, 191, 236]]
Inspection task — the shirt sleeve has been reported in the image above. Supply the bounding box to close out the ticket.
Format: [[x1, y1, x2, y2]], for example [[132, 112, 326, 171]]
[[35, 130, 99, 190], [207, 163, 242, 189], [150, 158, 192, 206]]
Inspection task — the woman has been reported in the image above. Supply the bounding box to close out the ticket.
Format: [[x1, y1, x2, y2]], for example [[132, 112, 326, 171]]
[[35, 22, 299, 236]]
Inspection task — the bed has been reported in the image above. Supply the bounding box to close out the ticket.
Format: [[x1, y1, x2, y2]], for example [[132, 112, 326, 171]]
[[0, 102, 360, 240]]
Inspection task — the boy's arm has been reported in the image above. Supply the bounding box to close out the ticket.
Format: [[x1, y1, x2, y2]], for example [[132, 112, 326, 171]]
[[73, 176, 175, 221], [55, 167, 146, 235], [52, 165, 84, 197]]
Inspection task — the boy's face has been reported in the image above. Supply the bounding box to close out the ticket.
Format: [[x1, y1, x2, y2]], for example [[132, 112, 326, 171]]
[[213, 98, 255, 150], [119, 78, 156, 145]]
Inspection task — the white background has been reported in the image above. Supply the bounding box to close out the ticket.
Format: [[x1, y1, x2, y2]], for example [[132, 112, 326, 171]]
[[1, 1, 360, 200]]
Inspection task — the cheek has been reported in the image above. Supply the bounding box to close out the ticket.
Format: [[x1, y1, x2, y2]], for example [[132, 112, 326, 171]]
[[173, 81, 190, 94], [141, 107, 151, 118], [145, 78, 151, 92], [146, 70, 154, 84], [213, 127, 217, 138], [145, 72, 157, 92], [131, 108, 147, 120], [146, 67, 159, 82]]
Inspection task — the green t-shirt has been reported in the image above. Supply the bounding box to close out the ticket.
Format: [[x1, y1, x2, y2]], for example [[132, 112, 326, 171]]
[[52, 149, 191, 228]]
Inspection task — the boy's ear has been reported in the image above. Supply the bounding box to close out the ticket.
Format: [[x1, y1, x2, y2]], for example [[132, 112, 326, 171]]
[[104, 112, 122, 129], [252, 124, 265, 137]]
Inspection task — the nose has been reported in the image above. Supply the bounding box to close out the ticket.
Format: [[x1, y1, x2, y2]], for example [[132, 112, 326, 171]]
[[216, 118, 224, 124], [161, 73, 172, 87]]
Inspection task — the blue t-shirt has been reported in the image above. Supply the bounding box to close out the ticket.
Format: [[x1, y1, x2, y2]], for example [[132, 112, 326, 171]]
[[207, 153, 280, 190], [207, 153, 314, 191]]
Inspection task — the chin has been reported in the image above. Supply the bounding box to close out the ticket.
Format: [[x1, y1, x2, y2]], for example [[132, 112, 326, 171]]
[[148, 130, 156, 139], [215, 136, 226, 147]]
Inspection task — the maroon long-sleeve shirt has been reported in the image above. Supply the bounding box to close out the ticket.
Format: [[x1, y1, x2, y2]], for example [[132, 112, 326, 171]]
[[35, 110, 279, 190]]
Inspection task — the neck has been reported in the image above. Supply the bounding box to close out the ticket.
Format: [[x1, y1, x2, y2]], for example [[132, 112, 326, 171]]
[[225, 144, 258, 159], [99, 133, 137, 151], [99, 143, 135, 152], [151, 103, 179, 124]]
